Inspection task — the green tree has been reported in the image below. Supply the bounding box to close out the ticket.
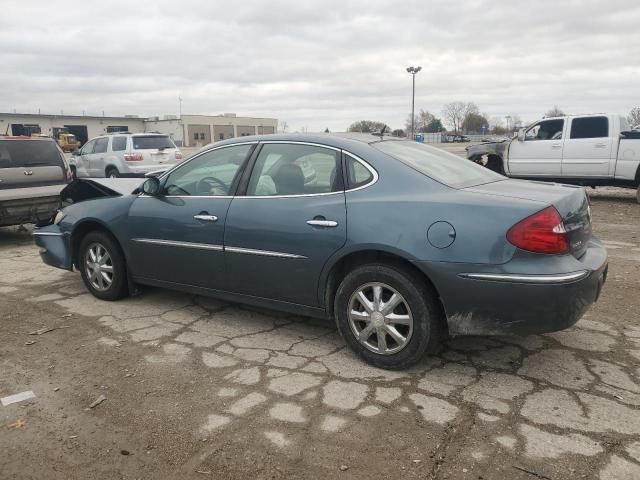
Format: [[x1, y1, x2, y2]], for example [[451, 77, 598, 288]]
[[347, 120, 389, 133], [392, 129, 406, 137], [425, 118, 444, 133]]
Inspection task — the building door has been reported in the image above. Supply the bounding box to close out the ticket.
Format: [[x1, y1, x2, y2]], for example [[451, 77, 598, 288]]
[[64, 125, 89, 145]]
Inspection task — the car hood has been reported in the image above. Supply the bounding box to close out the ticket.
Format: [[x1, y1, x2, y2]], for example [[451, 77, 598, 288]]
[[60, 178, 143, 204]]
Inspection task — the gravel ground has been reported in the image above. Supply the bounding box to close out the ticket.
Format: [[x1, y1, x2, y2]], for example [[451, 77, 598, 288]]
[[1, 149, 639, 479]]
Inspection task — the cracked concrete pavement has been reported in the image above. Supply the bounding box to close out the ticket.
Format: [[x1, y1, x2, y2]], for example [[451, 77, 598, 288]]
[[0, 187, 639, 479]]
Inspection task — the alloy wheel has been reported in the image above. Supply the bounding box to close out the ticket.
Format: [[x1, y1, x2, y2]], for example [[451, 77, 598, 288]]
[[85, 242, 114, 291], [347, 282, 414, 355]]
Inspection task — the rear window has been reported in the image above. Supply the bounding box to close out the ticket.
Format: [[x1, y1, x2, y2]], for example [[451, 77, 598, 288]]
[[373, 141, 503, 189], [132, 135, 175, 150], [0, 140, 63, 169]]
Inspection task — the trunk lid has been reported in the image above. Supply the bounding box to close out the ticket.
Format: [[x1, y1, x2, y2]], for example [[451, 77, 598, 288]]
[[465, 179, 592, 258]]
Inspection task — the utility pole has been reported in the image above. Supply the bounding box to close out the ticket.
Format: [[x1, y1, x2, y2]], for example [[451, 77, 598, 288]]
[[406, 66, 422, 140], [179, 96, 183, 118]]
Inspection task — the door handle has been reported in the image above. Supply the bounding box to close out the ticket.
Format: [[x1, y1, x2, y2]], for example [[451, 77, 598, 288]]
[[594, 143, 607, 148], [551, 144, 562, 149], [194, 214, 218, 222], [307, 219, 338, 227]]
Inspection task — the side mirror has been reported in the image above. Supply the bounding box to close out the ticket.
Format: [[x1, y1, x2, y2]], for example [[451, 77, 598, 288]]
[[517, 129, 525, 142], [72, 149, 80, 156], [141, 177, 161, 195]]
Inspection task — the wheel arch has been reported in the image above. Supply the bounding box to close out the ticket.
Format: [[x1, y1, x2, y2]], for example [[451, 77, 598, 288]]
[[70, 219, 125, 269], [321, 248, 447, 333]]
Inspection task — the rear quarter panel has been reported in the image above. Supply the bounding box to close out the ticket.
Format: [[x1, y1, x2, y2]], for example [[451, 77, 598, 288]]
[[615, 138, 640, 182]]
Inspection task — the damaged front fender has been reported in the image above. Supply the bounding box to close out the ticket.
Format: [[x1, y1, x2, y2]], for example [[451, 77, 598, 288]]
[[60, 178, 144, 205]]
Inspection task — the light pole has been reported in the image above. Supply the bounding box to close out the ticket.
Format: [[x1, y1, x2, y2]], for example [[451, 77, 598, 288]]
[[505, 115, 511, 133], [406, 66, 422, 139]]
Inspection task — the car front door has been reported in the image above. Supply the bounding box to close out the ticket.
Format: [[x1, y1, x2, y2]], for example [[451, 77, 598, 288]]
[[75, 139, 96, 177], [224, 142, 347, 307], [90, 137, 109, 176], [562, 116, 612, 177], [126, 143, 255, 290], [507, 118, 565, 177]]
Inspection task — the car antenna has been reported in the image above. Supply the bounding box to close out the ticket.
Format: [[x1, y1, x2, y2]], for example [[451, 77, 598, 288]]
[[372, 125, 387, 139]]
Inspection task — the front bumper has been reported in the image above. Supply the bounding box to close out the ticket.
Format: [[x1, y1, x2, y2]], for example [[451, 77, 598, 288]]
[[414, 239, 608, 336], [33, 225, 73, 271]]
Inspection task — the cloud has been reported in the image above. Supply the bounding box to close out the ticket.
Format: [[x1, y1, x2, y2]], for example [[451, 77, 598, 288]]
[[1, 0, 638, 130]]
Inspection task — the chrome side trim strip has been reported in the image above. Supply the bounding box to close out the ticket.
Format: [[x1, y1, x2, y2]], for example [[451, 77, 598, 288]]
[[343, 151, 379, 192], [132, 238, 223, 251], [225, 246, 307, 259], [32, 231, 65, 237], [458, 270, 590, 284]]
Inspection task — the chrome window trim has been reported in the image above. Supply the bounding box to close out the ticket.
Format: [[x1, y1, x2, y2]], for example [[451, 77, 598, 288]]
[[343, 151, 379, 193], [132, 238, 223, 251], [32, 231, 65, 237], [458, 270, 589, 284], [225, 246, 306, 259]]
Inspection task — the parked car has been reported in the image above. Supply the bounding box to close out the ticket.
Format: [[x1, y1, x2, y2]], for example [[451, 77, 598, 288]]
[[443, 134, 470, 143], [34, 134, 607, 369], [0, 136, 72, 227], [70, 133, 183, 178], [466, 114, 640, 203]]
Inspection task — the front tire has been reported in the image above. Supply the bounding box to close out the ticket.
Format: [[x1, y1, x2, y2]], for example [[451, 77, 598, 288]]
[[79, 231, 128, 300], [106, 167, 119, 178], [334, 264, 441, 370]]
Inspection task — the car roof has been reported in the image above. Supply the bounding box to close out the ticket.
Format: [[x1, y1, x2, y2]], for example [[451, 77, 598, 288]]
[[204, 132, 405, 151]]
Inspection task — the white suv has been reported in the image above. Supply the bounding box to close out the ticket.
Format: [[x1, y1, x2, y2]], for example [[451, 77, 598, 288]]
[[70, 133, 183, 178]]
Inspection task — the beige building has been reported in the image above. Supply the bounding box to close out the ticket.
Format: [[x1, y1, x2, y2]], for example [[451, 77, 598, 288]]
[[0, 112, 278, 147], [145, 113, 277, 147]]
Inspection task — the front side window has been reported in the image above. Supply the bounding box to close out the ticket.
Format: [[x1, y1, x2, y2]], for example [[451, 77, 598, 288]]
[[570, 117, 609, 139], [246, 144, 340, 196], [111, 136, 127, 151], [525, 119, 564, 141], [162, 144, 252, 196], [373, 140, 503, 189], [81, 139, 96, 155]]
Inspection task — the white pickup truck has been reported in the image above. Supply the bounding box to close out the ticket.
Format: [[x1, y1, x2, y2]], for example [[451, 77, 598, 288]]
[[466, 114, 640, 203]]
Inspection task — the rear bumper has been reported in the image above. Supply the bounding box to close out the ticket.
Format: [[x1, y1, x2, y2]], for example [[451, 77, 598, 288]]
[[413, 240, 608, 336], [33, 225, 73, 271], [121, 163, 176, 177], [0, 188, 63, 226]]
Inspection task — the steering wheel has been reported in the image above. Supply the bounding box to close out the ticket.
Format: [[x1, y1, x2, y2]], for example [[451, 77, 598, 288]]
[[196, 176, 228, 194]]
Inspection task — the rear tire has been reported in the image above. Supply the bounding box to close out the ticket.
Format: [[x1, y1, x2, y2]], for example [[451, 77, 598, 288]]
[[334, 264, 442, 370], [106, 167, 119, 178], [78, 231, 128, 301]]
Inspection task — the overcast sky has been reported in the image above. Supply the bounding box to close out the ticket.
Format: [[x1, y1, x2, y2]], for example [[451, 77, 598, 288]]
[[1, 1, 638, 131]]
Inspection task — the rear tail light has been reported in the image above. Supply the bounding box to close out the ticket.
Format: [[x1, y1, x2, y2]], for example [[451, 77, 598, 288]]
[[175, 151, 183, 160], [506, 206, 569, 254], [124, 153, 144, 161]]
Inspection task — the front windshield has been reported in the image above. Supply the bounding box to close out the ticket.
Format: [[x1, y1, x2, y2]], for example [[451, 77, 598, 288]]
[[373, 141, 503, 189]]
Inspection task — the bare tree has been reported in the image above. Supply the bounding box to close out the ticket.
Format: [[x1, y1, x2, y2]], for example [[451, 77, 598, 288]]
[[418, 109, 435, 132], [628, 107, 640, 128], [278, 120, 288, 133], [405, 113, 420, 133], [442, 102, 465, 134], [545, 105, 565, 117]]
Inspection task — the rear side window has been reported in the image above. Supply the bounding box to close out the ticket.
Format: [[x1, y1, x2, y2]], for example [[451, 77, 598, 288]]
[[94, 138, 109, 154], [111, 136, 127, 151], [570, 117, 609, 139], [0, 140, 63, 168], [133, 135, 175, 150], [345, 154, 374, 189], [373, 140, 503, 189]]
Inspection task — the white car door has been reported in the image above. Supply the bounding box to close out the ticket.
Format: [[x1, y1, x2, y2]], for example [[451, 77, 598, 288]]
[[562, 116, 612, 177], [90, 137, 109, 176], [74, 139, 96, 177], [507, 119, 565, 177]]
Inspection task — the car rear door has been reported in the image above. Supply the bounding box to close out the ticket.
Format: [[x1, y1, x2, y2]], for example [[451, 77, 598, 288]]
[[0, 139, 66, 189], [223, 142, 347, 307], [126, 143, 255, 290], [562, 116, 613, 177], [507, 119, 565, 177]]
